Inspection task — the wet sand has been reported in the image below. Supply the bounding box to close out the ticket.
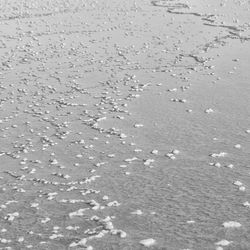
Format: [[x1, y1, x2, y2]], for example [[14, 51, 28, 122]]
[[0, 0, 250, 249]]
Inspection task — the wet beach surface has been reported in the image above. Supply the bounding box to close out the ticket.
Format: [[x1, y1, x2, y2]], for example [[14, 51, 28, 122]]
[[0, 0, 250, 249]]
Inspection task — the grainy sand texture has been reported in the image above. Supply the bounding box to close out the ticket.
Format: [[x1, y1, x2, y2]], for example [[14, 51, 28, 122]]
[[0, 0, 250, 249]]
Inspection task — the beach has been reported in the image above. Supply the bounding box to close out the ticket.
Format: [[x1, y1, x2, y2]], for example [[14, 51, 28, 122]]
[[0, 0, 250, 249]]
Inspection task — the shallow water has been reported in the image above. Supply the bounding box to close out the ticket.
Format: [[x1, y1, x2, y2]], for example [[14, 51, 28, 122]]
[[0, 0, 250, 249]]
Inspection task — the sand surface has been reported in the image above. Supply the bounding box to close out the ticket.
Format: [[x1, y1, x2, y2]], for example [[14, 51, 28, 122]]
[[0, 0, 250, 249]]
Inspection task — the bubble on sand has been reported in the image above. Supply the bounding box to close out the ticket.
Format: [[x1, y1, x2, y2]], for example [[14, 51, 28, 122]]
[[151, 149, 159, 155], [172, 149, 180, 155], [215, 240, 233, 246], [18, 237, 24, 242], [213, 162, 221, 168], [107, 200, 120, 207], [168, 88, 177, 92], [139, 238, 156, 247], [233, 181, 246, 191], [120, 165, 127, 168], [225, 164, 234, 169], [233, 180, 243, 186], [69, 238, 87, 248], [187, 220, 195, 224], [41, 217, 51, 223], [210, 152, 227, 157], [144, 159, 155, 166], [205, 108, 214, 113], [124, 157, 138, 163], [216, 247, 223, 250], [166, 153, 176, 160], [131, 209, 143, 215], [223, 221, 241, 228], [239, 186, 246, 191], [243, 201, 250, 208], [102, 195, 109, 200], [4, 212, 19, 221], [134, 123, 144, 128], [69, 208, 88, 218]]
